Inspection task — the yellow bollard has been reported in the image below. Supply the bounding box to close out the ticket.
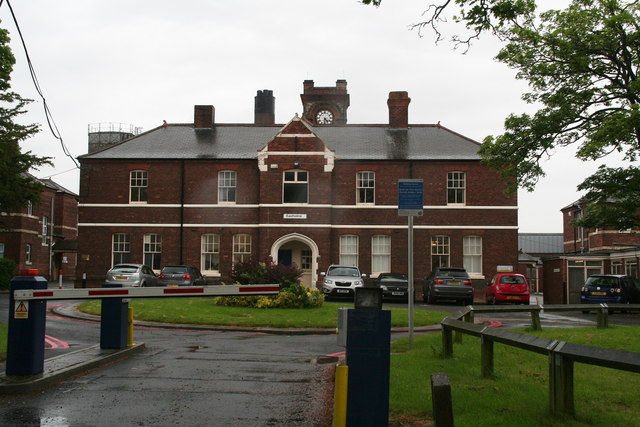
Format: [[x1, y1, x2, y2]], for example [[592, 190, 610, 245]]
[[333, 364, 348, 427], [127, 307, 134, 347]]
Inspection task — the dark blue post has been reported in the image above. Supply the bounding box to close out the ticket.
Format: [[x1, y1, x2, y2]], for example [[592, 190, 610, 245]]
[[345, 308, 391, 427], [6, 275, 48, 376], [100, 284, 129, 349]]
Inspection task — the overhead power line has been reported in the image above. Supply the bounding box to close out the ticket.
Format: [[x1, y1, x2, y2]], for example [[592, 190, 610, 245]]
[[2, 0, 80, 168]]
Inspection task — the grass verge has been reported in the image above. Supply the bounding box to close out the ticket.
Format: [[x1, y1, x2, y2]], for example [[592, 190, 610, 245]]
[[389, 325, 640, 426], [77, 299, 450, 328]]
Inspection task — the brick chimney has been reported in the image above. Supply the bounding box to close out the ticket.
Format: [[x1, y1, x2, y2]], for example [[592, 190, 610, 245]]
[[194, 105, 215, 129], [254, 90, 275, 125], [387, 91, 411, 128]]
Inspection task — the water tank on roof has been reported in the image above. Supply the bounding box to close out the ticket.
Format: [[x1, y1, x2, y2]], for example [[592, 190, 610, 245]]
[[88, 123, 142, 153]]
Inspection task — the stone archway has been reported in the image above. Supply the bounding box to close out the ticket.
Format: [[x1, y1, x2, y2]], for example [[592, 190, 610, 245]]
[[270, 234, 319, 288]]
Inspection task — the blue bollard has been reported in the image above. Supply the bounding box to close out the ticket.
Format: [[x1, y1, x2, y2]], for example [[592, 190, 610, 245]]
[[100, 283, 129, 349], [6, 275, 48, 376], [345, 308, 391, 427]]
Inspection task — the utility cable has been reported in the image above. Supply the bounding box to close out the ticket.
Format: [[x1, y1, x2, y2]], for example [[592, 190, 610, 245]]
[[3, 0, 80, 168]]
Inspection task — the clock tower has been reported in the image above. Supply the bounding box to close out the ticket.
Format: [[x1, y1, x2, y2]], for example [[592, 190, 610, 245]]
[[300, 79, 350, 125]]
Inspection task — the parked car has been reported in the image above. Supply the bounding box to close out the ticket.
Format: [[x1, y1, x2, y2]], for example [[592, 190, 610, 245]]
[[422, 267, 473, 305], [105, 264, 159, 287], [158, 265, 206, 287], [485, 273, 530, 305], [321, 265, 366, 298], [372, 272, 409, 301], [580, 275, 640, 310]]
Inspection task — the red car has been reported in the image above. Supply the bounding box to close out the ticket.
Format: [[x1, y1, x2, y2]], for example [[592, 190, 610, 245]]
[[485, 273, 530, 305]]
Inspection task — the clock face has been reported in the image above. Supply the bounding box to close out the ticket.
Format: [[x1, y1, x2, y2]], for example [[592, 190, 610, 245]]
[[315, 109, 334, 125]]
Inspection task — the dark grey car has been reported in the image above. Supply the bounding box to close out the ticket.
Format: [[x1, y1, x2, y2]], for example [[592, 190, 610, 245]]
[[158, 265, 206, 287], [422, 267, 473, 305]]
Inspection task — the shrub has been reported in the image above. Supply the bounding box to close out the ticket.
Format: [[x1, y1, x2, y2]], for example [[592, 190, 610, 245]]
[[215, 282, 324, 308], [231, 258, 302, 289], [0, 258, 16, 291]]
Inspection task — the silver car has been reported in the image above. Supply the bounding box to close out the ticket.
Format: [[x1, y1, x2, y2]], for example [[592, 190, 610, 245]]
[[321, 264, 366, 298], [105, 264, 159, 287]]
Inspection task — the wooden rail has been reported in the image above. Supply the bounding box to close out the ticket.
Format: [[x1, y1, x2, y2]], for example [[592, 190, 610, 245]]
[[440, 304, 640, 415]]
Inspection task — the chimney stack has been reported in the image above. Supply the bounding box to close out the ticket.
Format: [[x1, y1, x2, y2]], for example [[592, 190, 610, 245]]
[[194, 105, 215, 129], [254, 90, 275, 125], [387, 92, 411, 128]]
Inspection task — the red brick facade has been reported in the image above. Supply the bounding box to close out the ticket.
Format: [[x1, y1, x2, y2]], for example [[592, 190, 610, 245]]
[[76, 81, 519, 289], [0, 178, 78, 280]]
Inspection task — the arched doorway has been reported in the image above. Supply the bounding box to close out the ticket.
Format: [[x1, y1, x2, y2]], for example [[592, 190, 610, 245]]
[[270, 234, 319, 288]]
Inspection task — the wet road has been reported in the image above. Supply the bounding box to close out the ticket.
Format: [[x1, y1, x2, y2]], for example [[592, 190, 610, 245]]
[[1, 301, 340, 426]]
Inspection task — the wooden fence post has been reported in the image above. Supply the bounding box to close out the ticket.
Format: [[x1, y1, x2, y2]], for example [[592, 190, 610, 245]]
[[597, 305, 609, 328], [431, 373, 454, 427], [442, 326, 453, 358], [481, 335, 494, 378]]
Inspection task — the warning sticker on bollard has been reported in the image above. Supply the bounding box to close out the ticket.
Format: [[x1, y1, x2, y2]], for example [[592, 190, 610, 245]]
[[13, 284, 280, 301], [14, 301, 29, 319]]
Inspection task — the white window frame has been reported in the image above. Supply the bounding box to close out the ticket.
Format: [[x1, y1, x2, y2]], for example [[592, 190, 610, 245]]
[[218, 170, 237, 204], [357, 171, 375, 205], [301, 249, 312, 270], [371, 235, 391, 274], [283, 170, 308, 204], [143, 233, 162, 270], [27, 200, 33, 216], [339, 235, 359, 266], [447, 171, 466, 205], [112, 233, 130, 266], [130, 170, 148, 203], [233, 234, 251, 264], [463, 235, 483, 277], [201, 234, 220, 274], [41, 216, 48, 246], [25, 243, 31, 264], [431, 235, 450, 269], [0, 242, 4, 259]]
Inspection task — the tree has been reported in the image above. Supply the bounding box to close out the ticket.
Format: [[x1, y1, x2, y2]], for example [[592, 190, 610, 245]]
[[364, 0, 640, 230], [0, 26, 50, 216]]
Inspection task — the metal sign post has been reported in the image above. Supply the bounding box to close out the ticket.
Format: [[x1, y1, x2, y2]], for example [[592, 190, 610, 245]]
[[398, 179, 423, 344]]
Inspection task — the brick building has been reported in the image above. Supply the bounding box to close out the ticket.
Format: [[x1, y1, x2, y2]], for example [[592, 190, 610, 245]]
[[0, 176, 78, 280], [542, 200, 640, 304], [76, 80, 518, 290]]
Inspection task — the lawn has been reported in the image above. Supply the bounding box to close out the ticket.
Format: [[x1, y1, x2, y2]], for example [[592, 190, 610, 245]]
[[388, 325, 640, 426], [77, 298, 450, 328]]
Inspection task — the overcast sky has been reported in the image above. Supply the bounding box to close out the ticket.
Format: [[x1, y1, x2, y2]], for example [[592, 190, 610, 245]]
[[1, 0, 629, 233]]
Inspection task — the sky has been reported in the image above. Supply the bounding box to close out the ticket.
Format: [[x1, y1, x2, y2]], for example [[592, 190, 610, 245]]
[[0, 0, 629, 233]]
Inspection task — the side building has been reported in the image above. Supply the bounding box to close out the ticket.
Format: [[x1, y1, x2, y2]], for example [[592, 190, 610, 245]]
[[76, 80, 519, 292], [0, 176, 78, 280], [543, 200, 640, 304]]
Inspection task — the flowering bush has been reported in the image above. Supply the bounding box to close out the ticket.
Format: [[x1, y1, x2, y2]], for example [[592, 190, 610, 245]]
[[215, 282, 324, 308]]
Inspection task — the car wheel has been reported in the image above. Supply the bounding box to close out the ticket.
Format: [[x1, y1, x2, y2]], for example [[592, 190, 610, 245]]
[[426, 292, 435, 305], [488, 296, 495, 305], [464, 298, 473, 306], [581, 310, 590, 314]]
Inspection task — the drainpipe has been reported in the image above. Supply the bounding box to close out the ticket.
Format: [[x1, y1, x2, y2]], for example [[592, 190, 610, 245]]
[[179, 160, 185, 265], [48, 194, 55, 280]]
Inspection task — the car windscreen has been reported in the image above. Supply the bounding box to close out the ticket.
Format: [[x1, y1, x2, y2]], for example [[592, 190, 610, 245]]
[[328, 267, 359, 277], [585, 276, 618, 287], [380, 274, 407, 282], [499, 275, 526, 284], [162, 267, 188, 274], [439, 270, 468, 278], [111, 266, 138, 274]]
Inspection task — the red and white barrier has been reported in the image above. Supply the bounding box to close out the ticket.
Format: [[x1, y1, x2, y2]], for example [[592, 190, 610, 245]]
[[13, 284, 280, 301]]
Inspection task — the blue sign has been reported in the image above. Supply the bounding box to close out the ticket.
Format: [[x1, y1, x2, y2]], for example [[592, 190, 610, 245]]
[[398, 179, 423, 216]]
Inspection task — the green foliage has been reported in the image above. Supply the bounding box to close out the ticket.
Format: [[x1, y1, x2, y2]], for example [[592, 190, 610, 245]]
[[576, 165, 640, 229], [477, 0, 640, 229], [0, 26, 50, 215], [215, 282, 325, 309], [231, 258, 302, 288], [0, 257, 15, 290]]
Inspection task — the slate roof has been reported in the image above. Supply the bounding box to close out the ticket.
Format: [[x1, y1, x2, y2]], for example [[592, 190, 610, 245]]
[[79, 122, 482, 161], [518, 233, 564, 254]]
